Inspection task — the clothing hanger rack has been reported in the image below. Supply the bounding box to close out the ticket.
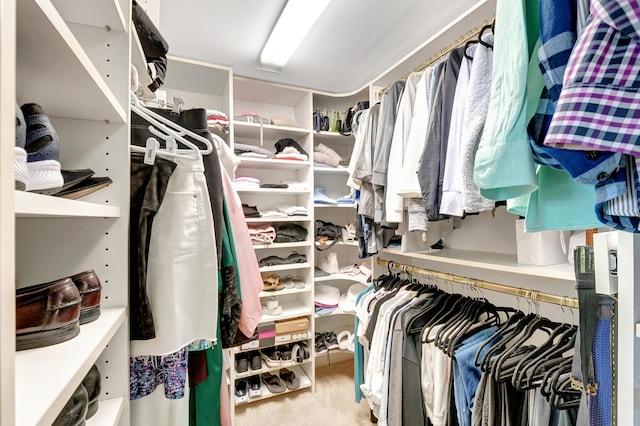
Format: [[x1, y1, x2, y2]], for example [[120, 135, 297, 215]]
[[376, 257, 578, 309], [377, 16, 495, 98]]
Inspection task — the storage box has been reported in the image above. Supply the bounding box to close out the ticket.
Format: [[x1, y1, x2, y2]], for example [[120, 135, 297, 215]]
[[515, 219, 567, 266], [275, 317, 309, 335], [258, 321, 276, 348]]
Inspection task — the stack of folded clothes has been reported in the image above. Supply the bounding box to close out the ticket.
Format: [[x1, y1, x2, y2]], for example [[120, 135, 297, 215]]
[[277, 205, 308, 216], [260, 183, 289, 189], [242, 203, 261, 218], [274, 138, 308, 161], [258, 252, 307, 267], [206, 108, 229, 134], [336, 192, 356, 205], [248, 224, 276, 245], [234, 142, 272, 159], [234, 176, 260, 190], [314, 143, 343, 168], [234, 112, 272, 124]]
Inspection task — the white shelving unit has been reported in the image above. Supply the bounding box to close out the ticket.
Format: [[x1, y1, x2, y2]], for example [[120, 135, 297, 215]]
[[3, 1, 132, 425]]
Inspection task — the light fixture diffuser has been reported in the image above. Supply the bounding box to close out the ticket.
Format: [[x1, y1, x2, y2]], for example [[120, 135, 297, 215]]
[[258, 0, 331, 73]]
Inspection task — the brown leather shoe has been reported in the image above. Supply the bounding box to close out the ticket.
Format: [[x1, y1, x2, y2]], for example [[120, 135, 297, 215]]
[[16, 278, 81, 350], [69, 269, 102, 324]]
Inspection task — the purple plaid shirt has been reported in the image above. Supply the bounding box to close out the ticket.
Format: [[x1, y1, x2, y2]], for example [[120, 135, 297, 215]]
[[545, 0, 640, 155]]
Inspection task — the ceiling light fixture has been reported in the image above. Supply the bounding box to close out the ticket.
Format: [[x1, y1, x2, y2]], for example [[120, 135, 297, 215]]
[[258, 0, 331, 73]]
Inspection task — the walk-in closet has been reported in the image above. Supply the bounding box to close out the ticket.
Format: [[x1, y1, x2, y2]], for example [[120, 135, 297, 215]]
[[0, 0, 637, 425]]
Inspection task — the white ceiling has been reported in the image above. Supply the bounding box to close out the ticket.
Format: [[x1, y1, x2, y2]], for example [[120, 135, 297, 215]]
[[158, 0, 479, 94]]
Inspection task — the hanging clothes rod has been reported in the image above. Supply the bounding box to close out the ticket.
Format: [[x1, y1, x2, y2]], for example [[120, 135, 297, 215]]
[[376, 257, 579, 309], [377, 17, 495, 98]]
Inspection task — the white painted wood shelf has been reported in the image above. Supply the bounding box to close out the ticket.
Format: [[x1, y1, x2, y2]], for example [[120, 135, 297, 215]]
[[15, 191, 120, 218], [246, 217, 311, 223], [315, 273, 370, 285], [381, 247, 575, 281], [314, 203, 355, 208], [16, 0, 126, 123], [238, 158, 310, 170], [236, 188, 310, 195], [252, 241, 312, 250], [15, 308, 126, 426], [259, 262, 312, 273], [313, 167, 350, 174], [86, 397, 125, 426], [259, 285, 311, 298], [234, 121, 311, 140], [260, 301, 312, 323], [233, 359, 313, 380], [51, 0, 126, 32]]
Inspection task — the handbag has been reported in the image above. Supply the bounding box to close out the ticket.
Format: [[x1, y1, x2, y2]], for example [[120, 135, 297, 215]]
[[315, 219, 343, 250]]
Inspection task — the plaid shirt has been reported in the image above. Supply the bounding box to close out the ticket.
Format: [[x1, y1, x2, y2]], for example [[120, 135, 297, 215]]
[[596, 155, 640, 232], [545, 0, 640, 155]]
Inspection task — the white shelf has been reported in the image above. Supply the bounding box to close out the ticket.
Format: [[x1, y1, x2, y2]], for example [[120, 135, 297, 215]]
[[236, 188, 310, 195], [234, 359, 312, 380], [86, 397, 125, 426], [259, 262, 312, 273], [15, 308, 126, 426], [313, 167, 350, 174], [315, 306, 355, 318], [380, 247, 575, 281], [253, 241, 312, 250], [314, 203, 355, 208], [16, 0, 126, 123], [261, 301, 312, 323], [314, 348, 354, 357], [51, 0, 126, 32], [15, 191, 120, 218], [315, 273, 370, 285], [336, 240, 359, 247], [238, 158, 310, 170], [246, 217, 311, 223], [313, 131, 354, 145], [234, 121, 311, 141], [259, 285, 311, 298], [130, 22, 153, 97], [234, 364, 312, 405]]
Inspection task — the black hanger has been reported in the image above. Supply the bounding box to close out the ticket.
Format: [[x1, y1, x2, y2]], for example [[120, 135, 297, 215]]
[[478, 23, 494, 48], [477, 312, 533, 372], [445, 301, 503, 356], [464, 39, 478, 60]]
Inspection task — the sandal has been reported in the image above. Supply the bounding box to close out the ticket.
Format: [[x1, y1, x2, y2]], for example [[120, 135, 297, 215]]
[[277, 344, 294, 366], [281, 275, 295, 289], [261, 372, 286, 393], [279, 368, 300, 390], [262, 274, 283, 291]]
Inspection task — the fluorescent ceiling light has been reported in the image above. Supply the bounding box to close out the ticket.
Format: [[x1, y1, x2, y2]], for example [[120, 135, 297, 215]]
[[258, 0, 331, 72]]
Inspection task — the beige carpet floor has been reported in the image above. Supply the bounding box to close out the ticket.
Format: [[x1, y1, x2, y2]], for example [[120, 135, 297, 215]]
[[234, 360, 372, 426]]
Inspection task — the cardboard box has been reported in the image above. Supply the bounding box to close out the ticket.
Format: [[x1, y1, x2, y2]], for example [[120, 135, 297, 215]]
[[275, 317, 309, 335]]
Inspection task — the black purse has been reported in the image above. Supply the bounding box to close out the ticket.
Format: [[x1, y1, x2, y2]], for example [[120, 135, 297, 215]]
[[315, 220, 343, 250]]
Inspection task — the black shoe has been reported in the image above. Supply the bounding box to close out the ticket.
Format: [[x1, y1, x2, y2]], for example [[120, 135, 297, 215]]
[[83, 364, 101, 419], [52, 383, 88, 426], [249, 351, 262, 370], [315, 333, 327, 354], [236, 352, 249, 374]]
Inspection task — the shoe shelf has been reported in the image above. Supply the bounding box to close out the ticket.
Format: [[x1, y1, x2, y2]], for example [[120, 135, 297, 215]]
[[246, 217, 311, 223], [234, 121, 311, 141], [380, 246, 575, 281], [313, 167, 350, 175], [259, 262, 312, 273], [86, 396, 125, 426], [234, 358, 312, 380], [234, 365, 312, 406], [260, 301, 312, 323], [315, 348, 354, 358], [50, 0, 126, 32], [16, 0, 126, 123], [230, 335, 312, 355], [15, 191, 121, 218], [236, 188, 310, 195], [15, 307, 126, 426], [238, 158, 311, 170], [252, 241, 312, 250], [315, 273, 369, 285], [259, 285, 311, 298]]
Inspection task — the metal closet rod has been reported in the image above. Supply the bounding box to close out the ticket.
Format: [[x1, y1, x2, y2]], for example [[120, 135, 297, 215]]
[[378, 16, 496, 98], [376, 258, 579, 309]]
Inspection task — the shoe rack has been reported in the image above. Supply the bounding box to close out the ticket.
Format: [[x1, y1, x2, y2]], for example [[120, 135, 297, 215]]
[[2, 0, 130, 424]]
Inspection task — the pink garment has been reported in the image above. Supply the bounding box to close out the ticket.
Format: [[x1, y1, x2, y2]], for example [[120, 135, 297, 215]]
[[248, 224, 276, 244], [220, 378, 231, 426], [222, 168, 263, 337]]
